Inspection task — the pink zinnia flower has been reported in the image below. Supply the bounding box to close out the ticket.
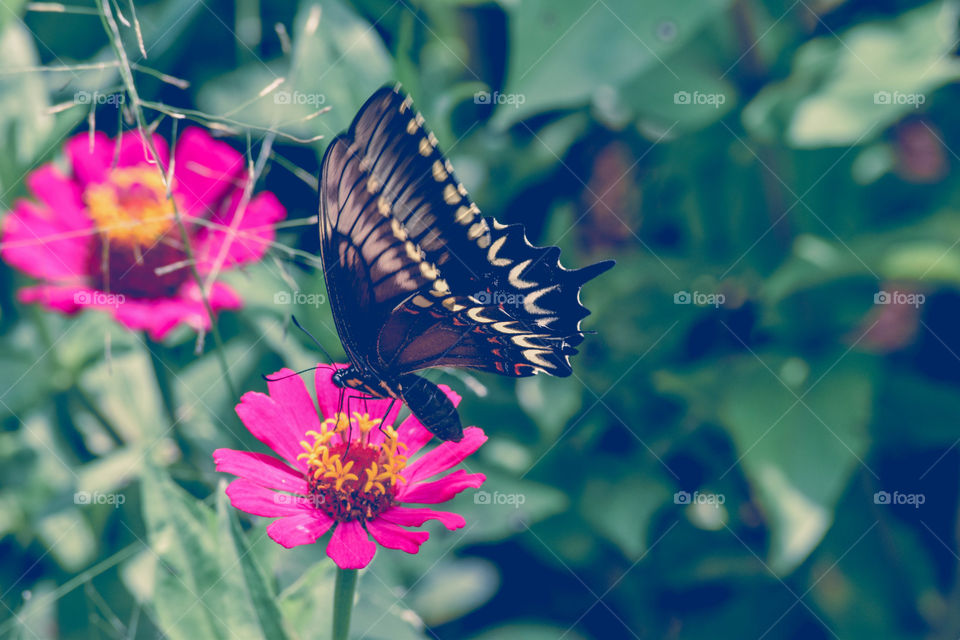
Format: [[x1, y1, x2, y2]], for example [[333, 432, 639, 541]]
[[214, 365, 487, 569], [1, 128, 285, 339]]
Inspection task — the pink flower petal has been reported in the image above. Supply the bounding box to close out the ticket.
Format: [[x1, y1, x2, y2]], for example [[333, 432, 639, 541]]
[[366, 519, 429, 554], [266, 512, 334, 548], [65, 131, 113, 185], [194, 190, 285, 274], [315, 363, 350, 420], [109, 281, 242, 340], [235, 391, 310, 473], [326, 520, 377, 569], [396, 384, 462, 455], [173, 127, 245, 215], [398, 469, 486, 504], [17, 285, 92, 313], [213, 448, 308, 493], [380, 506, 465, 531], [25, 164, 88, 231], [225, 478, 308, 517], [266, 367, 322, 437], [65, 131, 168, 186], [1, 200, 91, 280], [403, 426, 487, 484], [116, 131, 169, 172]]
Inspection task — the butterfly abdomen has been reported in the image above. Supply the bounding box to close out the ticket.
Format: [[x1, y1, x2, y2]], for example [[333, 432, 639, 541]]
[[399, 375, 464, 442]]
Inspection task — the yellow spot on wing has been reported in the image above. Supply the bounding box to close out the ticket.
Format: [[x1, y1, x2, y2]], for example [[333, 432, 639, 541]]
[[390, 218, 408, 241], [492, 321, 525, 334], [443, 184, 460, 205], [431, 278, 451, 296], [523, 285, 558, 315], [487, 235, 512, 266], [432, 160, 448, 182], [523, 349, 555, 368], [467, 307, 496, 323], [468, 221, 488, 240], [405, 241, 424, 261], [412, 295, 432, 308], [443, 297, 466, 312], [508, 259, 536, 289], [511, 334, 549, 348]]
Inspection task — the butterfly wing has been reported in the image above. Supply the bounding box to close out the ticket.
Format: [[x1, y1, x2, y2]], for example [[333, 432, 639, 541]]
[[318, 86, 489, 368], [377, 221, 613, 377], [319, 85, 612, 381], [351, 87, 613, 377]]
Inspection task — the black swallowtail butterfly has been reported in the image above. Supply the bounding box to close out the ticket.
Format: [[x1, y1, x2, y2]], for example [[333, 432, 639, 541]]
[[318, 86, 614, 442]]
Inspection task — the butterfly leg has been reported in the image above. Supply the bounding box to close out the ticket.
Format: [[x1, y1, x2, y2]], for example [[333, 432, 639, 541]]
[[378, 398, 397, 440], [344, 393, 379, 449]]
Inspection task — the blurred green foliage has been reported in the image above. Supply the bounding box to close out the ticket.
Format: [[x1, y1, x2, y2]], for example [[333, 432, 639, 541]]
[[2, 0, 960, 638]]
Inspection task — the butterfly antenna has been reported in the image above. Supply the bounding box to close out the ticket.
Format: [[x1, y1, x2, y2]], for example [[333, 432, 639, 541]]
[[291, 315, 335, 364], [263, 366, 322, 382]]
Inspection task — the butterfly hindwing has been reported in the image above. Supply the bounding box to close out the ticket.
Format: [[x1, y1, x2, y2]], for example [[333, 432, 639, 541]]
[[376, 217, 613, 377]]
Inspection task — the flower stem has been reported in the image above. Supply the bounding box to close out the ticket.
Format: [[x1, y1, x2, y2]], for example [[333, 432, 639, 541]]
[[332, 568, 358, 640]]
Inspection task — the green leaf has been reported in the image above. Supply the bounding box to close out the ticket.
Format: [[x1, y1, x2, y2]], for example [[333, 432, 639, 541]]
[[618, 46, 737, 132], [197, 0, 393, 140], [140, 467, 291, 640], [448, 469, 567, 543], [743, 1, 960, 147], [216, 490, 291, 640], [407, 557, 498, 626], [580, 473, 671, 559], [0, 21, 54, 193], [494, 0, 731, 127], [718, 357, 873, 574], [516, 374, 583, 441], [12, 579, 56, 640]]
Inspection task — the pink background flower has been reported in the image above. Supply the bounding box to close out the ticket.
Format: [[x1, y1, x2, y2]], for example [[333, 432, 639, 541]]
[[1, 128, 285, 339]]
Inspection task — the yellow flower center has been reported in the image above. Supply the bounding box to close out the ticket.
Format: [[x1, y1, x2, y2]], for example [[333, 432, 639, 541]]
[[84, 167, 175, 247], [297, 412, 408, 521]]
